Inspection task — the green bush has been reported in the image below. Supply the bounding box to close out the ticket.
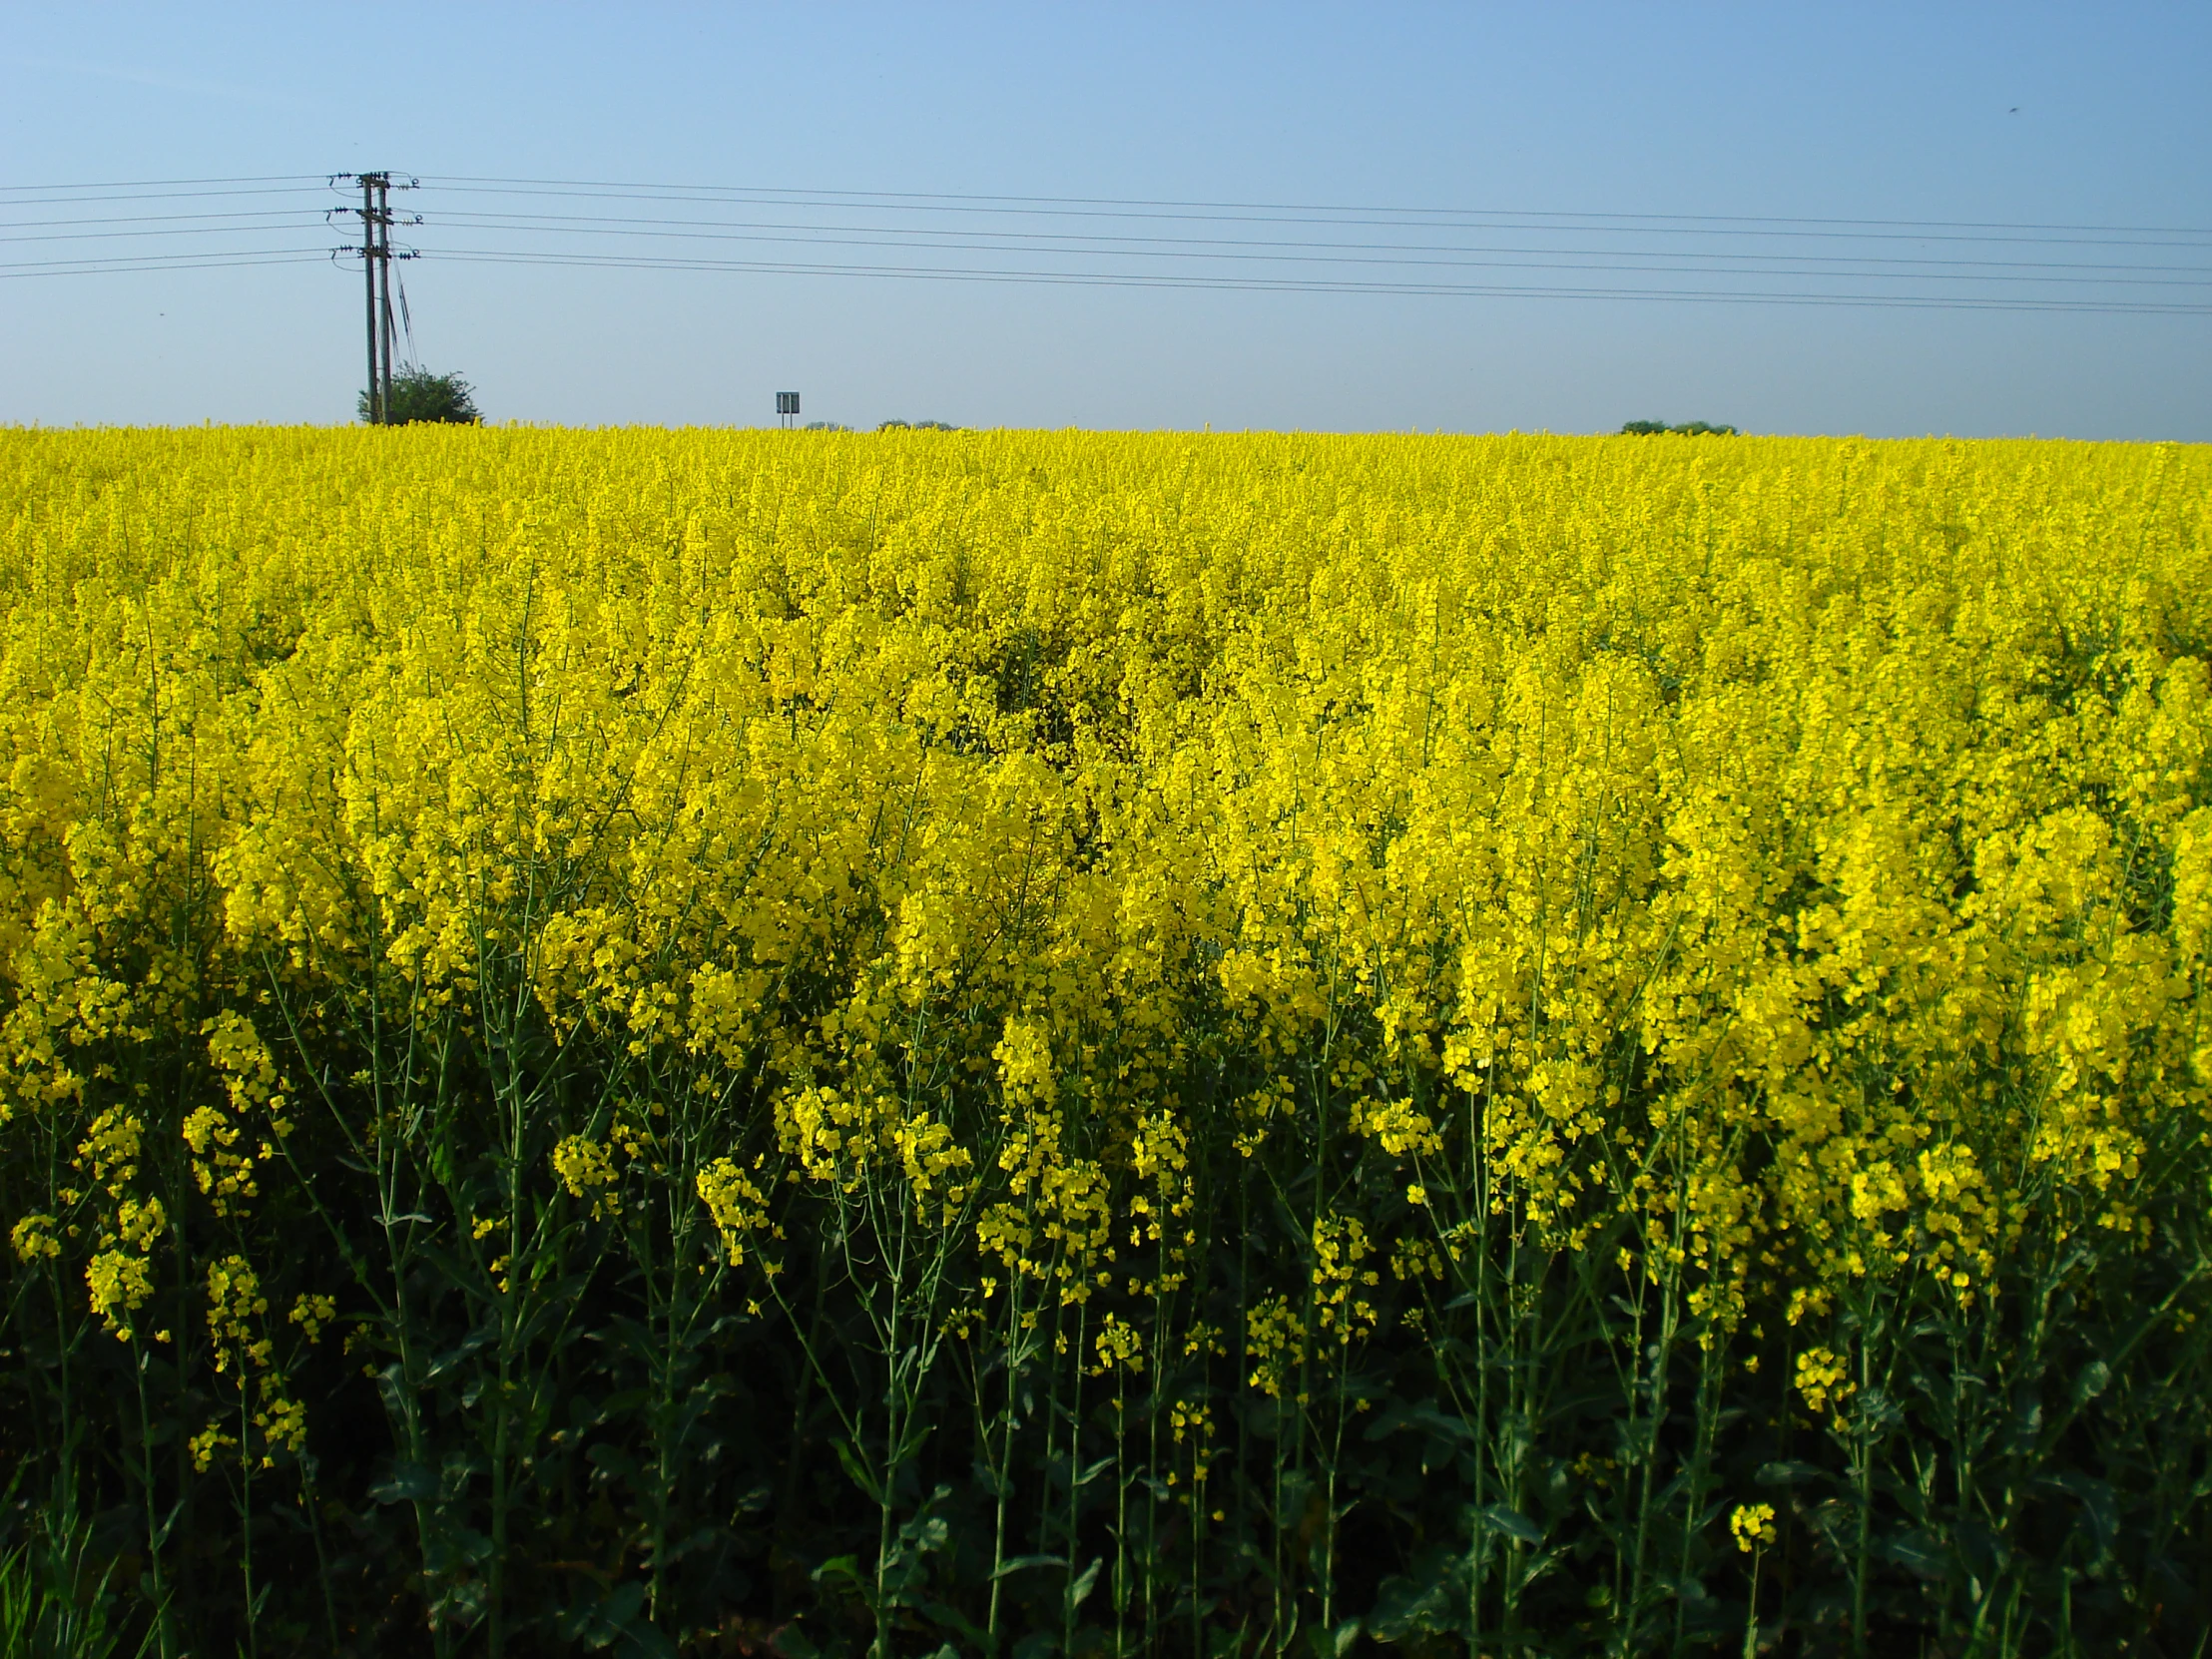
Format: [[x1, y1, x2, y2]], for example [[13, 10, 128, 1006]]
[[359, 367, 483, 426]]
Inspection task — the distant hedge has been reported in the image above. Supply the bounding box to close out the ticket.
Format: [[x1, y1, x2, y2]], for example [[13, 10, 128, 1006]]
[[1620, 419, 1738, 436]]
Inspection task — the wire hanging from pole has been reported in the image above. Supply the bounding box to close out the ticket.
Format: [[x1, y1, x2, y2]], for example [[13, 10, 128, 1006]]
[[396, 264, 417, 369], [378, 182, 397, 419]]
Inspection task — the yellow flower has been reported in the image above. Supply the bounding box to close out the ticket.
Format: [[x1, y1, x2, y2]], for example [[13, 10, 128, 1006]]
[[1731, 1502, 1778, 1554], [9, 1214, 61, 1263], [1794, 1347, 1855, 1416], [86, 1250, 155, 1339], [697, 1157, 770, 1265], [552, 1134, 621, 1219]]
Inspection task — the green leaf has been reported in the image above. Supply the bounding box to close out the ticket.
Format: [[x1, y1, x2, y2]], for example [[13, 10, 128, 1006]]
[[1366, 1542, 1470, 1641], [1075, 1456, 1115, 1488], [1883, 1529, 1947, 1580], [990, 1554, 1068, 1579], [586, 1441, 640, 1484], [367, 1462, 437, 1505], [2039, 1470, 2118, 1560], [593, 1581, 645, 1643], [920, 1600, 991, 1650], [1364, 1400, 1475, 1445], [422, 1325, 497, 1381], [1473, 1503, 1542, 1546], [1306, 1617, 1363, 1657], [1755, 1460, 1822, 1486], [554, 1581, 673, 1656], [829, 1437, 883, 1505], [2072, 1359, 2111, 1406], [1066, 1556, 1102, 1612]]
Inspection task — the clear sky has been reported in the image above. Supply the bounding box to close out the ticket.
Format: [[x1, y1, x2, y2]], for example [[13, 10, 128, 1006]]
[[4, 2, 2208, 436]]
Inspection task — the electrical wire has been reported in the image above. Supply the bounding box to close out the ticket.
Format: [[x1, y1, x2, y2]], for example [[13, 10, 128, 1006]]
[[419, 185, 2212, 253], [396, 264, 418, 366], [3, 171, 2208, 315], [0, 244, 332, 268], [13, 200, 2204, 279], [410, 213, 2212, 287], [402, 179, 2212, 310], [0, 185, 340, 209], [427, 247, 2212, 315], [0, 219, 340, 246], [0, 174, 327, 191], [11, 204, 2202, 289], [11, 175, 2206, 249], [0, 251, 329, 279], [0, 208, 339, 234], [425, 175, 2212, 240]]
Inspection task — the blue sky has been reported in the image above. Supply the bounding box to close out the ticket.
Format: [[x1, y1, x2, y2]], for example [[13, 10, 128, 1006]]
[[3, 2, 2207, 436]]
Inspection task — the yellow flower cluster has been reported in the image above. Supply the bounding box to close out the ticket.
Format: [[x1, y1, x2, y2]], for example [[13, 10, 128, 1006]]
[[1090, 1311, 1146, 1378], [1309, 1213, 1380, 1343], [2, 425, 2203, 1318], [198, 1254, 308, 1467], [1245, 1295, 1308, 1399], [697, 1156, 771, 1265], [0, 425, 2206, 1643], [1730, 1502, 1778, 1554], [552, 1133, 622, 1219], [1794, 1346, 1856, 1417], [184, 1010, 292, 1217]]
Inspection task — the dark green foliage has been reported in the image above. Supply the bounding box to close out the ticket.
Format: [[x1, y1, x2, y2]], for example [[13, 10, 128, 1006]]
[[9, 988, 2212, 1656], [0, 1500, 134, 1659], [1621, 420, 1739, 436], [359, 368, 483, 426]]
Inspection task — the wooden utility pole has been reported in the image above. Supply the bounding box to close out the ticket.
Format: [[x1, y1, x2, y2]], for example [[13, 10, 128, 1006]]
[[359, 173, 383, 423], [340, 173, 412, 422], [376, 175, 396, 420]]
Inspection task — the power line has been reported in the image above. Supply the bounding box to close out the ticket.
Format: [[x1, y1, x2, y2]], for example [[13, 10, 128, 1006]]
[[0, 208, 336, 234], [428, 247, 2212, 315], [0, 174, 328, 191], [398, 177, 2212, 312], [0, 185, 336, 209], [3, 169, 2207, 317], [12, 200, 2204, 290], [427, 175, 2212, 241], [9, 174, 2207, 248], [419, 184, 2212, 254], [12, 201, 2206, 279], [0, 245, 332, 271], [0, 252, 328, 279], [406, 213, 2212, 287], [0, 220, 337, 246]]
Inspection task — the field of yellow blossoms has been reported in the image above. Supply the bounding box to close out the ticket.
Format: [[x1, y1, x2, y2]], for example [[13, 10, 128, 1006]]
[[2, 425, 2208, 1658]]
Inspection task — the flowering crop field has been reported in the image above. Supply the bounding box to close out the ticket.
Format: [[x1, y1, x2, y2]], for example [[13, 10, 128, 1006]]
[[2, 426, 2209, 1658]]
